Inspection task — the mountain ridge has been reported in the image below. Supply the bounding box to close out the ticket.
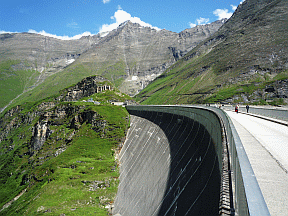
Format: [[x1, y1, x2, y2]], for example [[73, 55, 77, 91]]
[[136, 0, 288, 105], [0, 19, 225, 111]]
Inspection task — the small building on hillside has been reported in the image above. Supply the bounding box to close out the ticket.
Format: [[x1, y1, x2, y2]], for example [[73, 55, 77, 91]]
[[111, 102, 125, 106]]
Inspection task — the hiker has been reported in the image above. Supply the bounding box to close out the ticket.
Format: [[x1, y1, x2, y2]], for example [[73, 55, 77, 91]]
[[235, 105, 238, 113], [246, 105, 249, 113]]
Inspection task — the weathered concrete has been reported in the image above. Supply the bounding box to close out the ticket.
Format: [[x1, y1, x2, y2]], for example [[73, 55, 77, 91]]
[[113, 107, 222, 215]]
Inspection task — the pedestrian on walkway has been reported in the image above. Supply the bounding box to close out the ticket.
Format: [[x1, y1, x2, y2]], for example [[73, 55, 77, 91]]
[[246, 105, 249, 113]]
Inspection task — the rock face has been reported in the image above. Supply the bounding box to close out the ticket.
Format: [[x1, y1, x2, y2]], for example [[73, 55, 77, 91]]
[[77, 20, 226, 95], [0, 33, 99, 85], [0, 76, 119, 157], [0, 19, 225, 98], [27, 105, 108, 157], [31, 121, 51, 152], [56, 76, 112, 102]]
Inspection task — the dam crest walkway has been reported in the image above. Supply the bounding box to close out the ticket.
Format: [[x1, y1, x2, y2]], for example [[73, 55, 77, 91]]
[[224, 108, 288, 216]]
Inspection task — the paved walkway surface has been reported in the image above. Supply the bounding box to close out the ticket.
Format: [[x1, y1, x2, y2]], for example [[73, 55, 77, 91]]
[[225, 111, 288, 216]]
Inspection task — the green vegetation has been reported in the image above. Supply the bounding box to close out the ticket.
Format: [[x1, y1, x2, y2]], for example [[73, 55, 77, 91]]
[[203, 83, 261, 103], [0, 86, 129, 215], [5, 60, 128, 112], [81, 89, 132, 105], [138, 65, 287, 105], [136, 57, 220, 105], [0, 60, 39, 108]]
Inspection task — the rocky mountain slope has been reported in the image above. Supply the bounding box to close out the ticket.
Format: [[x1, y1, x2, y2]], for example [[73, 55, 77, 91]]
[[75, 20, 226, 95], [0, 33, 98, 80], [0, 20, 225, 112], [0, 76, 131, 215], [136, 0, 288, 105]]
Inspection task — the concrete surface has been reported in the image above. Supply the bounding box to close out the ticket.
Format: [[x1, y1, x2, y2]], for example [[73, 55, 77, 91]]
[[226, 111, 288, 216], [113, 111, 221, 216]]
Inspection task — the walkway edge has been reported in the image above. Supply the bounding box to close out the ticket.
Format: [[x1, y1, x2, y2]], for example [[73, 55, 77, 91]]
[[239, 112, 288, 127]]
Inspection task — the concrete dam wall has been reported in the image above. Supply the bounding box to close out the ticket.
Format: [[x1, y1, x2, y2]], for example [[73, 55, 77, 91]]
[[113, 106, 228, 216]]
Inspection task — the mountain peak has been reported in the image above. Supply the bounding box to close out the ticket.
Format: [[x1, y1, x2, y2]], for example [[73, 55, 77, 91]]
[[118, 20, 133, 27], [117, 20, 149, 30]]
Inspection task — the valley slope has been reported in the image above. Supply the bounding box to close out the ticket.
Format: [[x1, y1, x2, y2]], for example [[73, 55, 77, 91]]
[[136, 0, 288, 105]]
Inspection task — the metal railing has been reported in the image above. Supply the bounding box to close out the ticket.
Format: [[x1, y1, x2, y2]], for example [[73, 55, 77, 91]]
[[207, 106, 270, 216]]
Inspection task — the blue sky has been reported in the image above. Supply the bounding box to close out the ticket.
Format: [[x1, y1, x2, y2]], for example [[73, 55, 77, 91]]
[[0, 0, 245, 40]]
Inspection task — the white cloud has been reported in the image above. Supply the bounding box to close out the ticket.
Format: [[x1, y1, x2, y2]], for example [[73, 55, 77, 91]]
[[99, 9, 160, 33], [189, 17, 209, 28], [0, 30, 18, 34], [102, 0, 111, 4], [27, 29, 94, 40], [214, 3, 240, 20], [0, 29, 94, 40], [213, 8, 233, 20], [189, 22, 196, 28], [231, 4, 237, 10], [197, 17, 210, 25]]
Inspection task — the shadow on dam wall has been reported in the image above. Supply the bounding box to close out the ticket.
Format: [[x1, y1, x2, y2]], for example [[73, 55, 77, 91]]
[[113, 110, 221, 216]]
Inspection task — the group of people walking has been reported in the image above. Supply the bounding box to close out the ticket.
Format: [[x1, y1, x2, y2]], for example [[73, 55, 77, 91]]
[[235, 104, 250, 113]]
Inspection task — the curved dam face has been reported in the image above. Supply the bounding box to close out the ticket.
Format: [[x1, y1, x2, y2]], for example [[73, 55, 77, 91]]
[[113, 107, 222, 216]]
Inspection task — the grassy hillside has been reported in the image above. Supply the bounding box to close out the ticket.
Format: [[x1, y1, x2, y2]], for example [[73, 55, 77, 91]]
[[1, 61, 131, 113], [0, 83, 130, 215], [0, 60, 40, 109], [136, 0, 288, 105]]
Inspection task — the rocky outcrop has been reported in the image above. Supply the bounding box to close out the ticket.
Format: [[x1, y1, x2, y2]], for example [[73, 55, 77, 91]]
[[70, 110, 107, 135], [30, 121, 52, 152], [0, 102, 110, 161], [222, 79, 288, 104], [56, 76, 112, 101], [0, 73, 131, 215], [276, 80, 288, 99], [0, 76, 117, 157]]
